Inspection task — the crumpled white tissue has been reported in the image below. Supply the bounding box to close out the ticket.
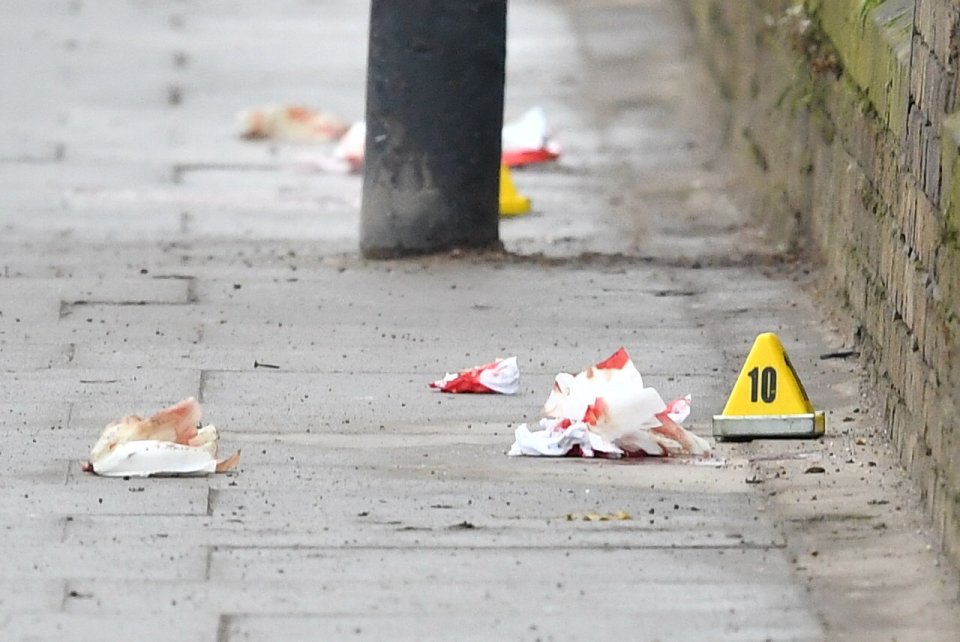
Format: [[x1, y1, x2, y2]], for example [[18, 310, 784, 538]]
[[84, 397, 240, 477], [509, 348, 710, 458]]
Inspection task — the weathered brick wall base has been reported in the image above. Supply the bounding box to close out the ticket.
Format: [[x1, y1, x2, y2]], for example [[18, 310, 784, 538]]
[[683, 0, 960, 565]]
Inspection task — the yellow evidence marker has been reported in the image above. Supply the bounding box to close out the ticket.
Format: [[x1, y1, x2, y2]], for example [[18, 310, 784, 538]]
[[712, 332, 826, 440], [499, 164, 531, 216]]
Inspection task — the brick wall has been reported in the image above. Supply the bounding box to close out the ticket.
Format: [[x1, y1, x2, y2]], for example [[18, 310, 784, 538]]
[[683, 0, 960, 565]]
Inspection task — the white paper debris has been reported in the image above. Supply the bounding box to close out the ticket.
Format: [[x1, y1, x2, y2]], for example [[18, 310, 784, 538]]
[[430, 356, 520, 394], [84, 397, 240, 477], [501, 106, 561, 166], [237, 105, 348, 141], [92, 440, 218, 477], [294, 121, 366, 174], [510, 348, 710, 458], [298, 106, 560, 174]]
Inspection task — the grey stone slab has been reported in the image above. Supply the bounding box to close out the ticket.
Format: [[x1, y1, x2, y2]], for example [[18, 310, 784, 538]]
[[196, 370, 553, 429], [0, 474, 210, 516], [0, 516, 66, 546], [0, 343, 73, 370], [224, 609, 820, 642], [208, 545, 790, 584], [192, 371, 726, 433], [58, 302, 205, 338], [186, 207, 360, 241], [0, 401, 71, 431], [60, 577, 811, 630], [0, 284, 62, 325], [188, 267, 685, 315], [0, 540, 208, 581], [64, 342, 727, 381], [1, 309, 203, 346], [60, 504, 774, 549], [191, 323, 718, 377], [0, 368, 201, 404], [2, 208, 185, 239], [0, 449, 74, 479], [0, 580, 65, 614], [0, 613, 219, 642]]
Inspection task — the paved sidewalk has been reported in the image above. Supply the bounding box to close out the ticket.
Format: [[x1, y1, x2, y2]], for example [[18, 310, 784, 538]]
[[1, 1, 959, 640]]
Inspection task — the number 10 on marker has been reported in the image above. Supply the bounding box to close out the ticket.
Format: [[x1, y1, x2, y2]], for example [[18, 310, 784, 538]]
[[748, 366, 777, 403]]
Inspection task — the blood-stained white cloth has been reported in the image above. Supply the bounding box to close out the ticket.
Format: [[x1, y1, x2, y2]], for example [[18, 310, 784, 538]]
[[509, 418, 623, 457], [430, 356, 520, 394], [510, 348, 710, 457]]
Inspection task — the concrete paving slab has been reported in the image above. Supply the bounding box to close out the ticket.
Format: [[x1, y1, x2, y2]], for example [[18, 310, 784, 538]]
[[0, 368, 200, 404], [0, 343, 73, 370], [0, 474, 210, 517], [0, 540, 208, 581], [221, 610, 821, 642], [60, 576, 809, 620], [0, 614, 219, 642], [0, 580, 65, 614]]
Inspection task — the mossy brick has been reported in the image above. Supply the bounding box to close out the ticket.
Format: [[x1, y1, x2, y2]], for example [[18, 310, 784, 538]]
[[846, 259, 870, 316], [814, 0, 912, 139], [927, 311, 951, 384], [901, 258, 921, 334], [947, 504, 960, 566], [827, 76, 888, 181], [894, 176, 917, 249], [913, 270, 932, 352], [940, 112, 960, 241], [878, 219, 897, 294], [921, 373, 942, 448], [915, 0, 960, 70], [887, 315, 907, 397], [935, 242, 960, 313], [920, 295, 940, 364], [912, 189, 941, 269], [909, 36, 952, 132], [906, 337, 929, 414]]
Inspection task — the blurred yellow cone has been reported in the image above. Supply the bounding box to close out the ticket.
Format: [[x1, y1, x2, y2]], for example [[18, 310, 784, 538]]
[[499, 164, 531, 216]]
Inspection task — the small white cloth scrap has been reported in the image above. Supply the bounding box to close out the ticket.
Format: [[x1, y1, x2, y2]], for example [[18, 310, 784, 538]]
[[429, 356, 520, 394], [501, 106, 561, 166], [509, 348, 711, 458]]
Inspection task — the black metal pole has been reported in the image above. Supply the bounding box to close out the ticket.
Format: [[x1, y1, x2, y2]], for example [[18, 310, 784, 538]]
[[360, 0, 506, 258]]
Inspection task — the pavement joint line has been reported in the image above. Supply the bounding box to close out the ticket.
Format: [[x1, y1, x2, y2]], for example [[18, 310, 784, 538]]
[[209, 543, 787, 551], [186, 277, 199, 303], [205, 547, 215, 582], [198, 370, 208, 402], [65, 402, 75, 434], [63, 513, 213, 518], [58, 516, 71, 544], [58, 581, 72, 612], [60, 301, 194, 318], [215, 614, 231, 642], [170, 162, 280, 185], [63, 460, 78, 486]]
